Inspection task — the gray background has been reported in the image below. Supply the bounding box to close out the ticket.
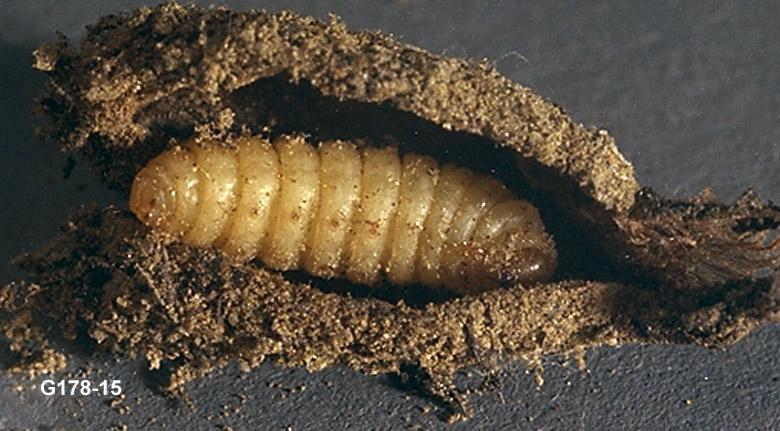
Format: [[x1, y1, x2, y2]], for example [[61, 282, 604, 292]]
[[1, 1, 778, 429]]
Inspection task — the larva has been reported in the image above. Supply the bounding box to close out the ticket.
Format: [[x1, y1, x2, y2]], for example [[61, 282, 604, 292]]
[[129, 135, 557, 294]]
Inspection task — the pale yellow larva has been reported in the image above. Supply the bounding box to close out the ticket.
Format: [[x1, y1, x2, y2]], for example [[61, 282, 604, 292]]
[[129, 135, 557, 294]]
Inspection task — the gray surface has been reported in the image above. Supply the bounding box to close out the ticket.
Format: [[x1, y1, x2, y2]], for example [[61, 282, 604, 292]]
[[1, 1, 778, 429]]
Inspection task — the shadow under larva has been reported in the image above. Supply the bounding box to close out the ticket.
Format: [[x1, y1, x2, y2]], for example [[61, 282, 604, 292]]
[[2, 2, 779, 424]]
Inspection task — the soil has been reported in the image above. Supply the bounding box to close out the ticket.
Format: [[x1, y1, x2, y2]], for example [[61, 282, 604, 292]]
[[3, 2, 778, 421]]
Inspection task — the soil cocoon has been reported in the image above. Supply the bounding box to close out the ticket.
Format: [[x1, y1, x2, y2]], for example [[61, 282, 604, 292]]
[[3, 2, 778, 420]]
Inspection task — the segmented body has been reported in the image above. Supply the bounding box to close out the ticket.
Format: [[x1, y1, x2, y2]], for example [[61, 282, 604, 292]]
[[129, 136, 557, 294]]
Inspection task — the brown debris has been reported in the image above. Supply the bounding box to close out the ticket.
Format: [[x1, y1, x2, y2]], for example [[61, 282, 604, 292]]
[[3, 2, 779, 421], [33, 2, 637, 212], [2, 206, 777, 419], [615, 188, 780, 288]]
